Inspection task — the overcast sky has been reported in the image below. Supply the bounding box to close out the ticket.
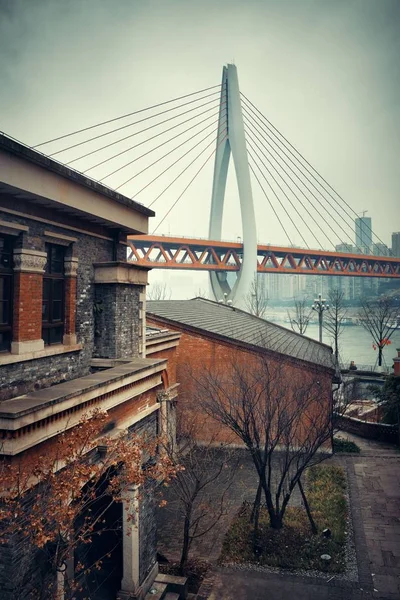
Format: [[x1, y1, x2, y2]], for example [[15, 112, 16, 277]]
[[1, 0, 399, 294]]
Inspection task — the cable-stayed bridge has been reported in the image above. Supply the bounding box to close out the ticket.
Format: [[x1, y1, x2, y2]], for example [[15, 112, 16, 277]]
[[31, 64, 400, 305]]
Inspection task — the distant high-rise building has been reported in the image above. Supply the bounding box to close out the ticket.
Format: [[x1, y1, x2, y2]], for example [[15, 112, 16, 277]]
[[355, 217, 372, 253], [372, 243, 389, 256], [392, 232, 400, 257], [336, 242, 355, 254]]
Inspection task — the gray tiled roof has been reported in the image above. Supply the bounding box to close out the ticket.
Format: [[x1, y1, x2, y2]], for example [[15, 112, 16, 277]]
[[147, 298, 335, 370]]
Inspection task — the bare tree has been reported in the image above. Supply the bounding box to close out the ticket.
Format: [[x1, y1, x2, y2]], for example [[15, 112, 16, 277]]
[[147, 281, 171, 301], [161, 411, 237, 573], [323, 289, 347, 365], [358, 295, 398, 367], [190, 353, 333, 533], [287, 297, 312, 335], [244, 275, 268, 318], [195, 287, 209, 299]]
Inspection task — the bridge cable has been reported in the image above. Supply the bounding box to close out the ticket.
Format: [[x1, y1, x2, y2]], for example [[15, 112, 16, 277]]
[[245, 133, 322, 248], [244, 112, 345, 250], [49, 93, 218, 164], [242, 106, 361, 251], [247, 143, 308, 246], [247, 158, 294, 246], [33, 84, 221, 148], [145, 120, 228, 208], [247, 147, 309, 248], [95, 101, 223, 179], [115, 114, 226, 192], [241, 99, 365, 252], [152, 130, 228, 233], [240, 92, 388, 252]]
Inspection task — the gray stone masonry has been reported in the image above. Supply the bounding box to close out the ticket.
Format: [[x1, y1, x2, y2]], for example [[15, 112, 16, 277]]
[[94, 284, 141, 359]]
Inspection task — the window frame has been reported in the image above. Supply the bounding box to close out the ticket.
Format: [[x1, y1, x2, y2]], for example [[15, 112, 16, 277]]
[[42, 244, 65, 346]]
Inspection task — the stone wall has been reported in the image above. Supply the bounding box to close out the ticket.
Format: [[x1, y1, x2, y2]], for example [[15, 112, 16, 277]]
[[94, 284, 141, 359], [336, 413, 398, 444]]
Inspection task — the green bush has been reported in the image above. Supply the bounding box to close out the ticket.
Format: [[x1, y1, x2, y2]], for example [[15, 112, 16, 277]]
[[333, 437, 361, 454]]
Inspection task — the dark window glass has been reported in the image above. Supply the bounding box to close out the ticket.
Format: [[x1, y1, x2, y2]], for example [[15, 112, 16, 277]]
[[0, 237, 12, 269], [0, 332, 11, 352], [0, 236, 13, 352], [42, 244, 65, 345]]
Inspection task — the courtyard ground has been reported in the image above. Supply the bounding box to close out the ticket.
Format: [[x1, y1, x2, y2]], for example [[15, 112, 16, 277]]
[[157, 435, 400, 600]]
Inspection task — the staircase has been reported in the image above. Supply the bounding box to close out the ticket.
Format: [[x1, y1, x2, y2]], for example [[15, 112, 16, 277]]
[[144, 573, 189, 600]]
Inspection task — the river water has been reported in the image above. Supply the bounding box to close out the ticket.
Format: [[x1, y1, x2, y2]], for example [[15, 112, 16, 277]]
[[270, 315, 400, 370]]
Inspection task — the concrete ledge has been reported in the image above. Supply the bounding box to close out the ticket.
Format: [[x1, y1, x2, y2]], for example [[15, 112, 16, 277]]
[[94, 262, 150, 285], [11, 339, 44, 355], [0, 358, 166, 455], [1, 342, 82, 366]]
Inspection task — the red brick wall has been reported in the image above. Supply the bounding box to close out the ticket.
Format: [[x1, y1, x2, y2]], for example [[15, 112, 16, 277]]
[[146, 345, 177, 389], [147, 317, 333, 447], [13, 272, 43, 341]]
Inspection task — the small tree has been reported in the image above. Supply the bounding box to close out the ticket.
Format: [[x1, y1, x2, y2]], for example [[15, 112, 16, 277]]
[[191, 353, 333, 533], [323, 289, 347, 365], [287, 297, 312, 335], [161, 411, 237, 573], [358, 296, 398, 367], [244, 274, 268, 318], [0, 410, 176, 600], [147, 281, 171, 301]]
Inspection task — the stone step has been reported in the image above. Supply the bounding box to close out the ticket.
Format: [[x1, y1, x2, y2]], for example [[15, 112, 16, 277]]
[[155, 573, 188, 599], [164, 594, 180, 600], [144, 582, 168, 600]]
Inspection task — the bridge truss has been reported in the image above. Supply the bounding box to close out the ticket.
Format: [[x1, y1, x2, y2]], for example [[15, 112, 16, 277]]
[[127, 235, 400, 278]]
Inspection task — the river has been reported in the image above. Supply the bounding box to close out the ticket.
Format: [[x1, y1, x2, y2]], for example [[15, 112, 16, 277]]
[[270, 314, 400, 370]]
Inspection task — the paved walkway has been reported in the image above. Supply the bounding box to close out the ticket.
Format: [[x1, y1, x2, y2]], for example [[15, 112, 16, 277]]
[[158, 436, 400, 600], [350, 441, 400, 599]]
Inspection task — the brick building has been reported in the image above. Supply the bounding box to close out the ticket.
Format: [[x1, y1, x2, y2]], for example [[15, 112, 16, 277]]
[[0, 134, 180, 600], [147, 298, 336, 447]]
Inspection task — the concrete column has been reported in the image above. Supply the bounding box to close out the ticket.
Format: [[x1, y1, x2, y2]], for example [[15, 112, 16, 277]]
[[63, 257, 78, 345], [11, 248, 47, 354], [93, 263, 150, 360], [118, 486, 140, 599]]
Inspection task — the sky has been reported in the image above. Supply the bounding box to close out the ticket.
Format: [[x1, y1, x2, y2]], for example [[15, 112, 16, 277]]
[[1, 0, 399, 295]]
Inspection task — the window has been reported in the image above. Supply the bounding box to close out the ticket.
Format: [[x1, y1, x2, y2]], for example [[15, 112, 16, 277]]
[[0, 236, 13, 352], [42, 244, 65, 345]]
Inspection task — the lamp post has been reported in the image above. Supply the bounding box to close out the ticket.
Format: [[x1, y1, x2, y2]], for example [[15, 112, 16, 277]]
[[312, 293, 329, 343]]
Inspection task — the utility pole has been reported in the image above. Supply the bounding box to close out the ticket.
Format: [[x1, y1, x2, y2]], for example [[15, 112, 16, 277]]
[[312, 294, 329, 343]]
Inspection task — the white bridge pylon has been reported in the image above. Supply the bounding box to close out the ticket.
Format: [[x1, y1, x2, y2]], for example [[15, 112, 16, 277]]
[[209, 64, 257, 307]]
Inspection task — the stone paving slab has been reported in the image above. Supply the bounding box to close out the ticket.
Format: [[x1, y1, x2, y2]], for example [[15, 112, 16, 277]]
[[199, 567, 373, 600], [352, 453, 400, 600]]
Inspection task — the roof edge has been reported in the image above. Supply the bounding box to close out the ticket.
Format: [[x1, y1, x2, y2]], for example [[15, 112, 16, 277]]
[[0, 133, 155, 218]]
